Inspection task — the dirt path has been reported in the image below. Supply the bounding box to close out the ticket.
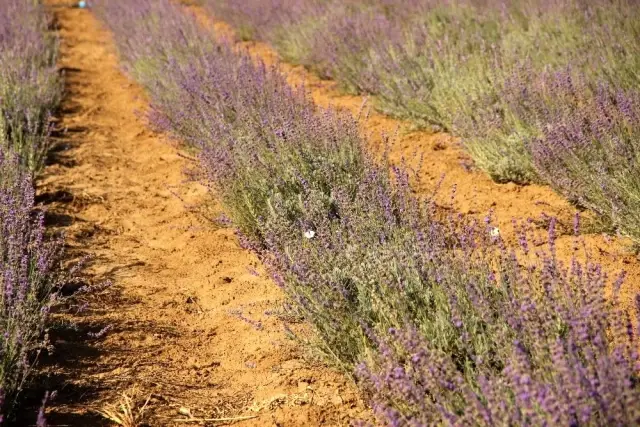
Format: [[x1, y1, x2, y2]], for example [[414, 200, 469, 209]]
[[189, 7, 640, 312], [38, 2, 367, 425]]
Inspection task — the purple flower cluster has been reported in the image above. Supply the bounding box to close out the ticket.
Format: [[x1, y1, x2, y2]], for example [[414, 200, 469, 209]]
[[96, 0, 640, 424], [0, 0, 64, 420], [529, 76, 640, 243], [359, 228, 640, 425]]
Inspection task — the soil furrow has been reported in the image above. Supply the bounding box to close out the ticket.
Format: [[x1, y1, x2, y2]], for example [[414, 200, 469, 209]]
[[39, 2, 366, 425]]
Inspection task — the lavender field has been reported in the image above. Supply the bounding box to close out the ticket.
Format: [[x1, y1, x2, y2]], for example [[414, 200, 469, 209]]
[[93, 0, 640, 425], [4, 0, 640, 425], [207, 0, 640, 246]]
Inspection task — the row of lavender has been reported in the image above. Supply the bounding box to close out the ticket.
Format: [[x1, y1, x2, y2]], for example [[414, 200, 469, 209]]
[[206, 0, 640, 245], [0, 0, 64, 420], [94, 0, 640, 424]]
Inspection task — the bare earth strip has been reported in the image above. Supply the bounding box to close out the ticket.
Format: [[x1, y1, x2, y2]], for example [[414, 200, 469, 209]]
[[39, 2, 367, 425]]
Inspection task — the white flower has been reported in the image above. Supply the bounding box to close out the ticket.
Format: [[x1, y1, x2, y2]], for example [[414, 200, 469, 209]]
[[490, 227, 500, 237], [304, 230, 316, 239]]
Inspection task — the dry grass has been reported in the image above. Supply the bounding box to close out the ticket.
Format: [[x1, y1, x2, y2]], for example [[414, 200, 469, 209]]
[[96, 392, 151, 427]]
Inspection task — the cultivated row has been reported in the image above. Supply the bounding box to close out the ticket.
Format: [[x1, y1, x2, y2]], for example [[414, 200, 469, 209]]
[[0, 0, 64, 421]]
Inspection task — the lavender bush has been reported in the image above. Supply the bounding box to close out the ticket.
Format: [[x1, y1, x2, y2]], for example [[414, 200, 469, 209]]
[[96, 0, 640, 424], [528, 76, 640, 244], [0, 0, 62, 174], [0, 0, 64, 419], [0, 152, 62, 414]]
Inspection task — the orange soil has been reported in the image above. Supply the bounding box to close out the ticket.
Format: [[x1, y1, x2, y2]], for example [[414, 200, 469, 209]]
[[39, 1, 368, 425], [190, 7, 640, 313]]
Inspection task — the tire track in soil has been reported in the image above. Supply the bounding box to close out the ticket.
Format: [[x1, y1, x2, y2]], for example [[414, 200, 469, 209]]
[[39, 2, 368, 425], [189, 5, 640, 313]]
